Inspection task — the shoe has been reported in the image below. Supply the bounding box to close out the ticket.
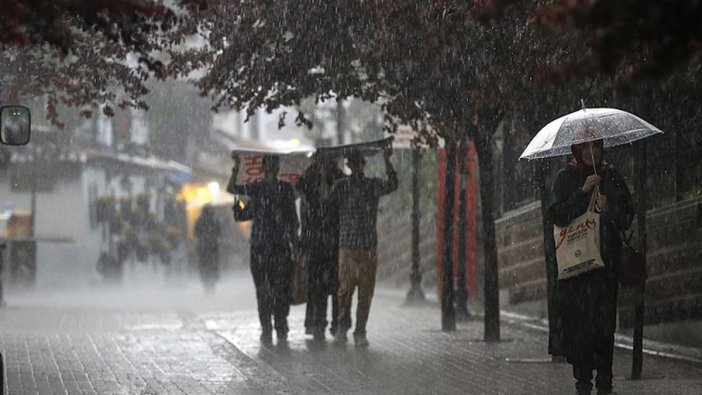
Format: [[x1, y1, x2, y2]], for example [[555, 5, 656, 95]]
[[276, 330, 288, 342], [305, 326, 313, 335], [333, 331, 348, 346], [354, 333, 369, 348]]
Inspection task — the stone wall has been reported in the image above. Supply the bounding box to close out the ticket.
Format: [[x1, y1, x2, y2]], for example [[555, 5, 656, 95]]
[[495, 197, 702, 328], [495, 201, 546, 305], [376, 200, 438, 292], [619, 198, 702, 327]]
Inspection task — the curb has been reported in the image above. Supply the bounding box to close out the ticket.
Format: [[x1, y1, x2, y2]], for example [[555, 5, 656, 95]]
[[376, 287, 702, 365], [500, 310, 702, 365]]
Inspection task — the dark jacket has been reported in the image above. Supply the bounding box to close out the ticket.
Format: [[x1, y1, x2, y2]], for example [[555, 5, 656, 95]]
[[296, 165, 345, 258], [194, 209, 221, 264], [296, 165, 345, 295], [548, 163, 634, 367], [229, 179, 298, 248]]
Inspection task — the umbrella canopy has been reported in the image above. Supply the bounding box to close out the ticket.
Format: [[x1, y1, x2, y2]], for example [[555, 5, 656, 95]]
[[315, 136, 394, 158], [519, 108, 663, 160], [229, 136, 394, 186]]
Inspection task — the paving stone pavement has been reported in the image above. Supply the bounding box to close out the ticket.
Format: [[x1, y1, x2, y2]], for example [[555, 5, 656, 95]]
[[206, 290, 702, 395], [0, 308, 237, 395], [0, 279, 701, 395]]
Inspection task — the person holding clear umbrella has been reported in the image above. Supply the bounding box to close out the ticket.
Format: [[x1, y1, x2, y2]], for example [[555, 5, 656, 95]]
[[549, 138, 634, 395]]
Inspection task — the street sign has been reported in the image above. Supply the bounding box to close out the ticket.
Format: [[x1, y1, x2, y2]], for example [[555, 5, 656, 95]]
[[390, 125, 415, 149], [389, 125, 438, 149]]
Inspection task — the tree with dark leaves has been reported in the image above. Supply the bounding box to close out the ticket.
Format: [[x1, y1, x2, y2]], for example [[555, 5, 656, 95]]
[[0, 0, 195, 126], [172, 0, 587, 339]]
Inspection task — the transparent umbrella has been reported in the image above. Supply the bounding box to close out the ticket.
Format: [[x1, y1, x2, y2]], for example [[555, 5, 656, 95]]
[[519, 107, 664, 161]]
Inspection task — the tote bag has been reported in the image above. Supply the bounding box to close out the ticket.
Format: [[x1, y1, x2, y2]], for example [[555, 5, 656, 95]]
[[554, 191, 605, 280]]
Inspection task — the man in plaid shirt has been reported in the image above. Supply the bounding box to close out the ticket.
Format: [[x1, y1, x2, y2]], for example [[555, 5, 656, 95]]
[[328, 148, 398, 347]]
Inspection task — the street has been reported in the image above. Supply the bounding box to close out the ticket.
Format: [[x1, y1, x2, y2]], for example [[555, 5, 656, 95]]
[[1, 273, 701, 395]]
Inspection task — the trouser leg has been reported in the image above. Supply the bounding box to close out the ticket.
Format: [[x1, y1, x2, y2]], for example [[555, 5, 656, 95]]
[[330, 292, 340, 334], [329, 251, 342, 334], [595, 280, 618, 393], [304, 252, 317, 331], [594, 331, 615, 392], [307, 257, 327, 333], [354, 250, 377, 336], [573, 365, 594, 394], [336, 248, 357, 334], [270, 246, 291, 335], [304, 290, 313, 331], [314, 289, 329, 333], [250, 248, 271, 333]]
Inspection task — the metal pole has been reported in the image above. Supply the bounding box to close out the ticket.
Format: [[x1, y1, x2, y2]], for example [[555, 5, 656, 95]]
[[632, 139, 647, 379], [405, 147, 425, 304]]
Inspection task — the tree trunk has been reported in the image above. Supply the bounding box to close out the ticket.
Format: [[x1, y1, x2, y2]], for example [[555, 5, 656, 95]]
[[441, 142, 457, 331], [473, 110, 501, 342], [406, 147, 426, 304]]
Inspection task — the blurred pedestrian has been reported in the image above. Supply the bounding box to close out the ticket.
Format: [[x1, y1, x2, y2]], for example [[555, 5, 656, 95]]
[[549, 139, 634, 395], [329, 148, 398, 347], [296, 153, 345, 341], [194, 204, 222, 293], [227, 153, 299, 345]]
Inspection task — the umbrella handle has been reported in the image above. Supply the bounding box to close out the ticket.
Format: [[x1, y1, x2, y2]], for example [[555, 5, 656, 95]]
[[588, 140, 601, 211], [588, 186, 600, 213], [588, 140, 598, 176]]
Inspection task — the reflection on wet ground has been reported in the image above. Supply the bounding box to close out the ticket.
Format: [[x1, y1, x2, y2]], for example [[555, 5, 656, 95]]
[[1, 273, 701, 394]]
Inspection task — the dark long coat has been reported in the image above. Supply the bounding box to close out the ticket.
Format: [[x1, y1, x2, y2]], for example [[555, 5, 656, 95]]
[[194, 209, 222, 280], [549, 163, 634, 368], [296, 165, 346, 294]]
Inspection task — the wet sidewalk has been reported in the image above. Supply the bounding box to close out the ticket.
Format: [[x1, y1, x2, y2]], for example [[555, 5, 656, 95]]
[[205, 289, 702, 395], [0, 280, 701, 394]]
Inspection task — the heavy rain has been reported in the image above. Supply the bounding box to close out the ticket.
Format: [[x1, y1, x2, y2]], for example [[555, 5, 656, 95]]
[[1, 1, 702, 394]]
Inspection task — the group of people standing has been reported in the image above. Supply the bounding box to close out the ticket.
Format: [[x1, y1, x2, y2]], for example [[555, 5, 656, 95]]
[[225, 148, 397, 347]]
